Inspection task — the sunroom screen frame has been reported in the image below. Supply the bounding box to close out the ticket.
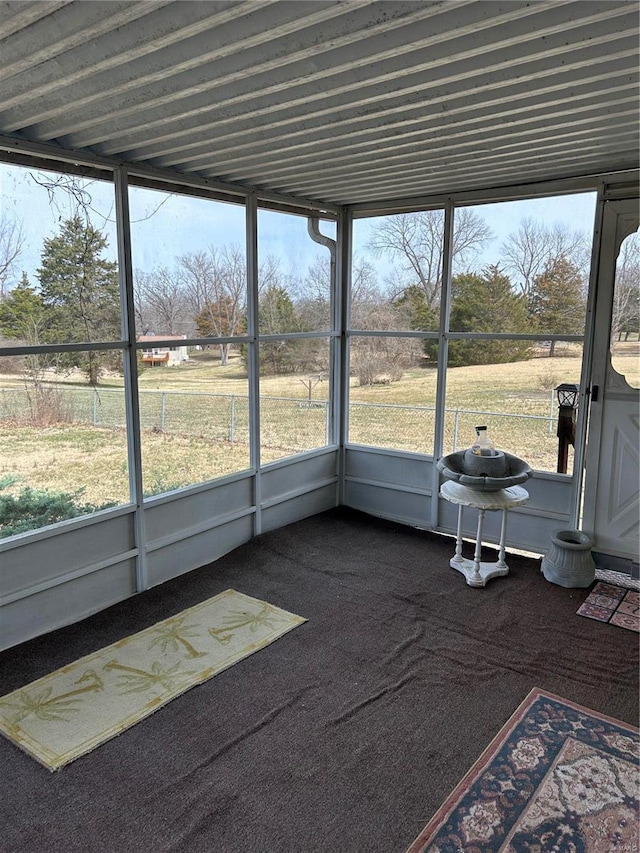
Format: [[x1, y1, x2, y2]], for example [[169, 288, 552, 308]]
[[0, 137, 635, 650]]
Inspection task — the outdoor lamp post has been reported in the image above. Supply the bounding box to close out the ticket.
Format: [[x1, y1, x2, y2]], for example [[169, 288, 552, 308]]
[[555, 383, 579, 474]]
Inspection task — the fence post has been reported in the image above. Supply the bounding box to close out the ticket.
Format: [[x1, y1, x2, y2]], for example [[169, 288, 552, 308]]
[[161, 392, 166, 431], [230, 395, 235, 443], [548, 388, 555, 433], [93, 388, 98, 426], [452, 410, 460, 452]]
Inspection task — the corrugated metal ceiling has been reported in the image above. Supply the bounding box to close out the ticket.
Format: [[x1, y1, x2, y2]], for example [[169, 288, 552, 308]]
[[0, 0, 638, 208]]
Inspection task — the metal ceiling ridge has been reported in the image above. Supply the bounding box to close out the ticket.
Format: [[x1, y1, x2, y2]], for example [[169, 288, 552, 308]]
[[192, 64, 638, 178], [315, 130, 638, 198], [5, 0, 403, 141], [347, 170, 640, 217], [340, 156, 635, 206], [0, 133, 341, 217], [1, 0, 488, 142], [0, 1, 274, 116], [65, 4, 637, 157], [227, 120, 637, 190]]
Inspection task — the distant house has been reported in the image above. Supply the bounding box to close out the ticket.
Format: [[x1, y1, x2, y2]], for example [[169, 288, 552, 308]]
[[138, 335, 189, 367]]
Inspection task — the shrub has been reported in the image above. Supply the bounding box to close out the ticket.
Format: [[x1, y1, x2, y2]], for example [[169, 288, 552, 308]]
[[0, 478, 115, 537]]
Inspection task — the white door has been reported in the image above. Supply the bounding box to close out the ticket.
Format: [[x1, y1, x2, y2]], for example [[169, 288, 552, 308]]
[[582, 197, 639, 568]]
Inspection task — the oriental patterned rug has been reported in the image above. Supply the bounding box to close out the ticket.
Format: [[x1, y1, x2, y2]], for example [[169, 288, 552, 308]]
[[405, 688, 639, 853], [0, 589, 306, 771]]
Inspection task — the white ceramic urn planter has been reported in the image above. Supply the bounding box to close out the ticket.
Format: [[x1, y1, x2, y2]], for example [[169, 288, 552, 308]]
[[541, 529, 596, 588]]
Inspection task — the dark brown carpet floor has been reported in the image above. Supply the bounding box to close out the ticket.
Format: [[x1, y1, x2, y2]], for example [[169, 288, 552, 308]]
[[1, 507, 638, 852]]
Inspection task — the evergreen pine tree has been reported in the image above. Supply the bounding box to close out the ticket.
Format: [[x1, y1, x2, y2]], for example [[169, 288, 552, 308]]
[[37, 217, 120, 384], [528, 255, 586, 356], [448, 265, 530, 367], [0, 272, 45, 342]]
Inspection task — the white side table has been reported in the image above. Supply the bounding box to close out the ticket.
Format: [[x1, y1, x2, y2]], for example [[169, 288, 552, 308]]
[[440, 480, 530, 588]]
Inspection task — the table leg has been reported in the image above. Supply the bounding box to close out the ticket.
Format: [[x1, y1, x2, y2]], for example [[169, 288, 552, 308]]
[[452, 504, 464, 564], [497, 508, 508, 569], [472, 508, 485, 582]]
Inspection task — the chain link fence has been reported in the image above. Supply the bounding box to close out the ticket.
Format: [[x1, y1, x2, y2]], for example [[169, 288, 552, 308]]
[[0, 386, 563, 469], [349, 399, 563, 472], [0, 387, 328, 455]]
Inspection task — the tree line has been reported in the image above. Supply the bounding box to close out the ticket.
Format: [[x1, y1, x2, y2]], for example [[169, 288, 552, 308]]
[[0, 209, 638, 388]]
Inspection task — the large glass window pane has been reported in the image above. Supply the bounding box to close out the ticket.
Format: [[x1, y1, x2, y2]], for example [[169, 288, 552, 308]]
[[256, 207, 335, 464], [0, 351, 129, 539], [450, 195, 596, 337], [443, 194, 596, 476], [257, 208, 335, 333], [129, 186, 246, 341], [0, 162, 130, 540], [347, 210, 452, 454], [128, 185, 251, 495], [0, 163, 121, 356], [137, 360, 251, 497], [347, 334, 437, 453], [259, 337, 331, 464], [443, 340, 583, 474], [353, 208, 491, 333]]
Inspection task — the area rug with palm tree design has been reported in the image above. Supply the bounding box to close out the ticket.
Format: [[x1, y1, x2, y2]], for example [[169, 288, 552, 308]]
[[405, 688, 639, 853], [0, 590, 306, 771]]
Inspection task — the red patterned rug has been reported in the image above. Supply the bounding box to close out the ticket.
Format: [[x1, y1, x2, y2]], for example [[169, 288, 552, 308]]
[[405, 688, 639, 852]]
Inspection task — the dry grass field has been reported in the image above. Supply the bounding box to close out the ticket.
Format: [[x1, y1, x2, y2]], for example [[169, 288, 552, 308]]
[[1, 342, 637, 513]]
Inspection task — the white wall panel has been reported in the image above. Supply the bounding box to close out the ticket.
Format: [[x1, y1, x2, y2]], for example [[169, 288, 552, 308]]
[[1, 558, 136, 651], [344, 480, 432, 528], [144, 475, 254, 543], [344, 447, 573, 555], [344, 447, 433, 527], [1, 511, 135, 599], [146, 514, 254, 588], [261, 483, 337, 534], [261, 450, 338, 504], [519, 474, 574, 517], [345, 446, 433, 491]]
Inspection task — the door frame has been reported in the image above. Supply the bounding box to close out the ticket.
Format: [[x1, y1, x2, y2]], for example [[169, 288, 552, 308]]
[[580, 193, 639, 564]]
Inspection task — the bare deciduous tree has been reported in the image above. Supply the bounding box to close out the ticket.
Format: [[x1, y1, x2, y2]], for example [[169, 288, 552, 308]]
[[181, 246, 247, 364], [349, 256, 382, 328], [0, 213, 25, 299], [258, 254, 285, 294], [134, 268, 190, 336], [500, 217, 589, 298], [302, 253, 330, 302], [611, 232, 640, 342], [368, 209, 492, 307], [297, 253, 331, 330]]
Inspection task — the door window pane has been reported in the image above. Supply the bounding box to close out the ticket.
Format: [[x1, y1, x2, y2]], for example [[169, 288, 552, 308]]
[[610, 230, 639, 387]]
